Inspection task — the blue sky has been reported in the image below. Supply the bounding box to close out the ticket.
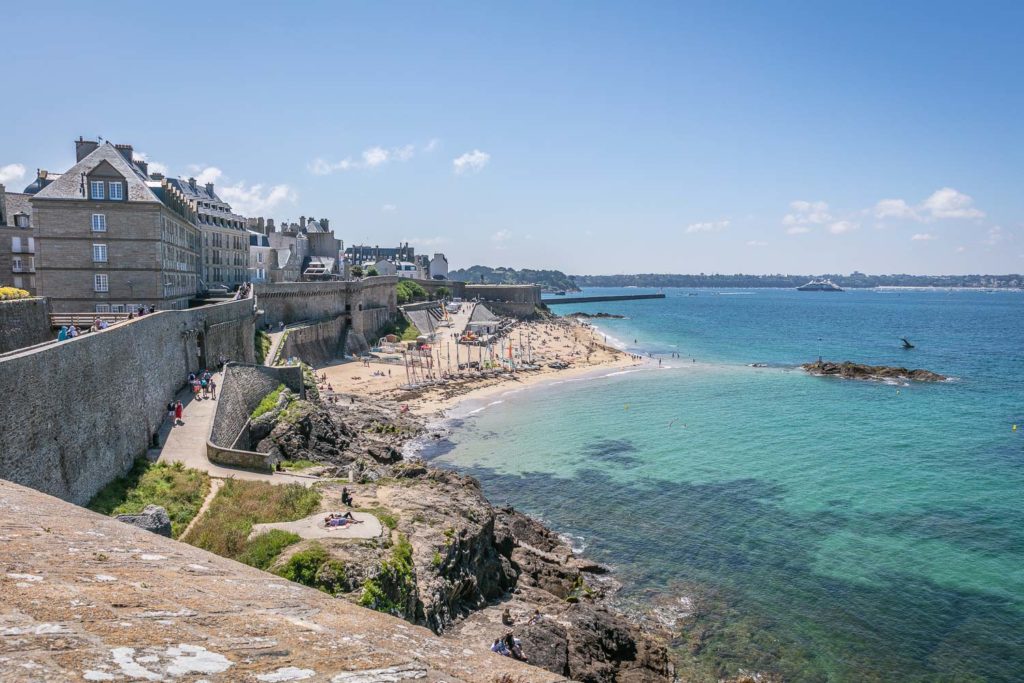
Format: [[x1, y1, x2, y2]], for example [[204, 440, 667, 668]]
[[2, 1, 1022, 275]]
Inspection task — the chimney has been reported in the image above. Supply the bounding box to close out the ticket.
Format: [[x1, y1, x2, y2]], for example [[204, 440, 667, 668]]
[[257, 217, 265, 233], [114, 143, 134, 163], [205, 182, 215, 197], [321, 218, 329, 230], [266, 218, 275, 233], [75, 137, 100, 162], [150, 172, 164, 181], [299, 216, 306, 229], [135, 159, 149, 176], [188, 177, 197, 192]]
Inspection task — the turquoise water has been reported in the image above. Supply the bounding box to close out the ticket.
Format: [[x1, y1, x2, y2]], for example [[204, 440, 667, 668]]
[[426, 288, 1024, 682]]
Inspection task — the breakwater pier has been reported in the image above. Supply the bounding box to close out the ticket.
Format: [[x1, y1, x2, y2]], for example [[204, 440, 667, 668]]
[[543, 293, 666, 305]]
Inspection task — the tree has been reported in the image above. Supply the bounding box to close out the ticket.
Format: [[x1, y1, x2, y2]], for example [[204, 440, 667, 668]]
[[366, 267, 379, 277], [350, 265, 364, 278], [434, 286, 451, 300]]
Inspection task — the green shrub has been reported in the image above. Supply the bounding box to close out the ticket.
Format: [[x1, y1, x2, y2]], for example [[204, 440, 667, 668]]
[[274, 542, 350, 595], [186, 480, 321, 559], [357, 506, 399, 530], [280, 459, 318, 471], [251, 383, 288, 419], [88, 459, 209, 538], [237, 530, 301, 569], [254, 330, 272, 364], [359, 535, 416, 615], [396, 280, 427, 305]]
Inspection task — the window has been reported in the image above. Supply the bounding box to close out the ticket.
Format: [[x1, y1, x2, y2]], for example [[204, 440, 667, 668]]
[[12, 236, 20, 252], [95, 304, 110, 313], [12, 257, 22, 271], [108, 182, 123, 200], [110, 304, 125, 313], [257, 251, 264, 263], [94, 273, 109, 292], [92, 214, 107, 231], [92, 244, 108, 262], [14, 214, 28, 228], [13, 276, 22, 288], [90, 181, 105, 200]]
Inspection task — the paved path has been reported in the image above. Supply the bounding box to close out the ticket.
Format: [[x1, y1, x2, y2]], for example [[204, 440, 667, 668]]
[[153, 374, 315, 486], [250, 511, 383, 541], [264, 330, 285, 366]]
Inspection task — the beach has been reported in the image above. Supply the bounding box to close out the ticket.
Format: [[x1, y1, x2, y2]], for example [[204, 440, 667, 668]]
[[317, 315, 644, 416]]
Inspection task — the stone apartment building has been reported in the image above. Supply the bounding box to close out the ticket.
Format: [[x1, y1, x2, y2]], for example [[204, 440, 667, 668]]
[[32, 139, 200, 313], [164, 176, 248, 291], [0, 184, 36, 293], [246, 215, 342, 282]]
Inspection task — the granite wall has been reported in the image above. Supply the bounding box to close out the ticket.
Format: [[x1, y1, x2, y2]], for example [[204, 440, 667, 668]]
[[0, 297, 51, 354], [255, 277, 397, 331], [0, 297, 256, 505], [463, 284, 543, 318], [279, 315, 346, 367]]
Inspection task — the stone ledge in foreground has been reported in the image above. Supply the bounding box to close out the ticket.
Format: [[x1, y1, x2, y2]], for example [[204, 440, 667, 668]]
[[0, 478, 564, 683]]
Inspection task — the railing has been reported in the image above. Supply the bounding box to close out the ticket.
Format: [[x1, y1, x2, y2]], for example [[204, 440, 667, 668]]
[[12, 265, 35, 273], [49, 313, 131, 328]]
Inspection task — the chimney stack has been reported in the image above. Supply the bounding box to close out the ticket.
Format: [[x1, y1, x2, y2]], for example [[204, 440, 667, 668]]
[[321, 218, 329, 230], [205, 182, 215, 197], [135, 159, 149, 176], [188, 177, 197, 192], [150, 172, 164, 181], [75, 137, 100, 162], [114, 144, 134, 163], [266, 218, 276, 233], [299, 216, 307, 229]]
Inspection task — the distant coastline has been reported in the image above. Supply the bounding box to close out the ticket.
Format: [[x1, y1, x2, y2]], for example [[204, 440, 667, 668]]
[[572, 272, 1023, 289]]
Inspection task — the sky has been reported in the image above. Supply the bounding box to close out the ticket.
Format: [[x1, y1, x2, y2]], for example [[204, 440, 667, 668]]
[[2, 1, 1022, 275]]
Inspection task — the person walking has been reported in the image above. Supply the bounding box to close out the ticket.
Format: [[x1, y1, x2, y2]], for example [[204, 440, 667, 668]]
[[167, 401, 175, 422], [201, 377, 209, 398], [209, 378, 217, 400], [174, 400, 183, 425]]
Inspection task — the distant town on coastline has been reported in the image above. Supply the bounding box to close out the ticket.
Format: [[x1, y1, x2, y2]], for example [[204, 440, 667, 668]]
[[451, 266, 1022, 291]]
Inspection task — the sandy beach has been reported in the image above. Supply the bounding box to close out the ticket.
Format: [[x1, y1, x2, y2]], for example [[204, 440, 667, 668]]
[[316, 315, 645, 416]]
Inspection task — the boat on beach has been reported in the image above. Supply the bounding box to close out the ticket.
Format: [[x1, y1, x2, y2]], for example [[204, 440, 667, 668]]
[[797, 279, 844, 292]]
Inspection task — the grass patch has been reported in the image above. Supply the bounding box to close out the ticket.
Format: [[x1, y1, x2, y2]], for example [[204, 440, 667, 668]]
[[185, 479, 321, 560], [251, 383, 288, 420], [280, 459, 318, 471], [356, 506, 399, 530], [379, 315, 420, 342], [275, 542, 351, 595], [237, 529, 301, 570], [255, 329, 272, 364], [87, 459, 210, 539]]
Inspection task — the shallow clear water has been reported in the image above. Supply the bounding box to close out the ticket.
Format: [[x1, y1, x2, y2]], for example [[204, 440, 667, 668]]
[[426, 288, 1024, 682]]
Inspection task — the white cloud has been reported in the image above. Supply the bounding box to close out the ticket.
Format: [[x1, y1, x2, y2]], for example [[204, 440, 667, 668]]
[[686, 219, 730, 234], [983, 226, 1006, 246], [874, 198, 919, 221], [746, 240, 768, 247], [133, 153, 168, 176], [0, 163, 26, 185], [786, 226, 812, 235], [310, 142, 424, 175], [423, 138, 440, 153], [194, 166, 223, 185], [828, 221, 858, 235], [453, 150, 490, 174], [403, 236, 448, 248], [783, 200, 832, 227], [921, 187, 984, 220], [491, 229, 511, 242], [911, 233, 935, 241], [382, 204, 397, 212], [956, 245, 967, 253], [218, 182, 296, 216]]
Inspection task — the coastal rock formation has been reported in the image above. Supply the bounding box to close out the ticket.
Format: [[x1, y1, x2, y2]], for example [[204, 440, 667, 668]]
[[253, 398, 674, 682], [566, 312, 626, 319], [802, 360, 947, 382], [115, 504, 172, 537]]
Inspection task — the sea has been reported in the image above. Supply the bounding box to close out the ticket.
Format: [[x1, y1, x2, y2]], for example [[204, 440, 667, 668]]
[[416, 287, 1024, 682]]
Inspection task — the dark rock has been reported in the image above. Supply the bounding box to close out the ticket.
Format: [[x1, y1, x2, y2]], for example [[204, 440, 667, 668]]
[[519, 618, 570, 676], [115, 504, 172, 537], [802, 360, 947, 382]]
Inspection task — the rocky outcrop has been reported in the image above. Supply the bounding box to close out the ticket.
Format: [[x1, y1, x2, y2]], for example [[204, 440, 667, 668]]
[[802, 360, 947, 382], [566, 312, 626, 319], [115, 504, 172, 537]]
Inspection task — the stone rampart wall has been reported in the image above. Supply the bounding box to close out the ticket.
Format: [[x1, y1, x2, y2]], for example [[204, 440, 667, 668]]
[[0, 298, 51, 353], [0, 297, 256, 505], [279, 316, 346, 367], [463, 284, 543, 305], [255, 277, 398, 329]]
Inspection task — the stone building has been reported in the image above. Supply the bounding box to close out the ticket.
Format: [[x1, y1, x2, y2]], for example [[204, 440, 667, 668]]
[[345, 242, 415, 265], [247, 215, 343, 282], [32, 139, 200, 313], [0, 184, 36, 293], [247, 229, 271, 283], [164, 177, 248, 291], [429, 252, 449, 280]]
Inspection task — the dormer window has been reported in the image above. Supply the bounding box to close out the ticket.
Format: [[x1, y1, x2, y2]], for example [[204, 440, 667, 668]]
[[108, 182, 124, 200], [14, 214, 29, 228], [90, 181, 105, 200]]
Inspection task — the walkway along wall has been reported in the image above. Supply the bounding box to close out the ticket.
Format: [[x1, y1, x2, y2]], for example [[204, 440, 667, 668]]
[[0, 297, 256, 505], [207, 363, 304, 472]]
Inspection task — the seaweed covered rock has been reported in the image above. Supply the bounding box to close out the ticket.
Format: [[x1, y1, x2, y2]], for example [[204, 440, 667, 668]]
[[802, 360, 947, 382]]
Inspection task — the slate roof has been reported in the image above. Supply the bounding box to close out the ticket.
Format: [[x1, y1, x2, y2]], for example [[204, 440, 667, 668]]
[[32, 142, 158, 203], [165, 177, 224, 204]]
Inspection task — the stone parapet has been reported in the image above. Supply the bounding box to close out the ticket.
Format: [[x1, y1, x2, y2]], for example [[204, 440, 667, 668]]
[[0, 297, 51, 353]]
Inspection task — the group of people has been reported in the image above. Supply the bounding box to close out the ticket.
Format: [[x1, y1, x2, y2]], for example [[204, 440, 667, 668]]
[[490, 632, 528, 661], [233, 282, 252, 300], [323, 488, 362, 528], [188, 371, 217, 400], [127, 305, 157, 319]]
